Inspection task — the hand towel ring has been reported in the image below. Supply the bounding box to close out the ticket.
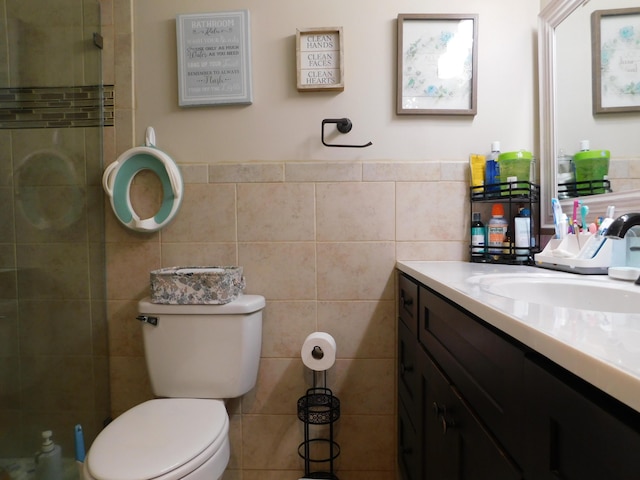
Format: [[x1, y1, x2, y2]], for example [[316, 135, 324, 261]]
[[102, 127, 183, 232]]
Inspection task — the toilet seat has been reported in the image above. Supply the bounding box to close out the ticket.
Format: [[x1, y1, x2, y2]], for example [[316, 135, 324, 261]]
[[102, 127, 183, 232], [85, 399, 228, 480]]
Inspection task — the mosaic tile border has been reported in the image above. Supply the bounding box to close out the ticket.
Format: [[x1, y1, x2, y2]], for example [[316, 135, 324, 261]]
[[0, 85, 114, 129]]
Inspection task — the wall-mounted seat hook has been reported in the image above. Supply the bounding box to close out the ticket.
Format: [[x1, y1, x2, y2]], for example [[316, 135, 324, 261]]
[[321, 118, 372, 148]]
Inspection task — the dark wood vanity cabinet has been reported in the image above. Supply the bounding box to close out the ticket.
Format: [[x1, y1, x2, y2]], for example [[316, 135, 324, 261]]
[[397, 271, 640, 480], [523, 355, 640, 479]]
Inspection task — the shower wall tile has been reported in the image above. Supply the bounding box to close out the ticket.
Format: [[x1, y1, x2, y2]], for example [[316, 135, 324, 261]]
[[18, 300, 92, 356], [0, 188, 14, 244], [17, 243, 90, 299], [0, 355, 20, 409], [21, 355, 94, 411], [0, 300, 18, 356]]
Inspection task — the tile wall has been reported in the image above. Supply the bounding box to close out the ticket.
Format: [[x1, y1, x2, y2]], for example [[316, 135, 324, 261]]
[[105, 160, 468, 480]]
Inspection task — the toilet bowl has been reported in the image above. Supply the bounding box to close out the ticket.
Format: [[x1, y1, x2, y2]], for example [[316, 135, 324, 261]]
[[84, 399, 229, 480]]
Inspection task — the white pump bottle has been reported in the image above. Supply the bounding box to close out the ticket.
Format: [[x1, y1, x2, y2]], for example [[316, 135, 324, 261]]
[[35, 430, 62, 480]]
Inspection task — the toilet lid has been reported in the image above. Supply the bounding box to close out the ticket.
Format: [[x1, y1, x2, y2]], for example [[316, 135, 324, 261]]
[[87, 399, 227, 480]]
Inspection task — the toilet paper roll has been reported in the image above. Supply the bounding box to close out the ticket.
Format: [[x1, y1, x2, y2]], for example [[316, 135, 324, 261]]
[[301, 332, 337, 371]]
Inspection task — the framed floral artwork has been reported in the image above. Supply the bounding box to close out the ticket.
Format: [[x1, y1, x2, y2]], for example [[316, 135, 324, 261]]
[[592, 7, 640, 113], [396, 13, 478, 115]]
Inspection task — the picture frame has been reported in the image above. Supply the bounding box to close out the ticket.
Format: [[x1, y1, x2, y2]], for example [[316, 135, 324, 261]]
[[396, 13, 478, 115], [591, 7, 640, 113], [296, 27, 344, 92], [176, 10, 253, 107]]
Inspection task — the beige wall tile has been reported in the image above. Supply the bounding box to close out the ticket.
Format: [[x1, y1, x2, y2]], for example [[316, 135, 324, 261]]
[[162, 183, 236, 243], [286, 162, 362, 182], [160, 242, 238, 267], [396, 240, 467, 261], [317, 300, 395, 359], [242, 414, 301, 470], [396, 181, 467, 241], [261, 301, 317, 358], [106, 241, 160, 299], [317, 242, 395, 300], [107, 299, 144, 356], [241, 358, 307, 414], [239, 242, 316, 299], [335, 415, 395, 471], [210, 163, 284, 183], [317, 183, 395, 241], [109, 356, 153, 415], [330, 358, 395, 415], [227, 413, 242, 470], [238, 183, 315, 242]]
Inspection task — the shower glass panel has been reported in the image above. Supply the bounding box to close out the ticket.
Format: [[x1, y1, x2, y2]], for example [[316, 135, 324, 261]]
[[0, 1, 110, 479]]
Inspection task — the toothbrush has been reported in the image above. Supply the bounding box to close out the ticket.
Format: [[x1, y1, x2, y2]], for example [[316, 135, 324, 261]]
[[551, 198, 564, 239], [580, 204, 589, 232], [572, 199, 580, 231]]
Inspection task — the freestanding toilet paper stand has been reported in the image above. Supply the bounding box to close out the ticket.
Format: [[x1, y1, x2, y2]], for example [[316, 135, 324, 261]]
[[297, 370, 340, 480]]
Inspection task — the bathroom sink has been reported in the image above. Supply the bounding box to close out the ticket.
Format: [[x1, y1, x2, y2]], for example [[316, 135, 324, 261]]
[[474, 273, 640, 314]]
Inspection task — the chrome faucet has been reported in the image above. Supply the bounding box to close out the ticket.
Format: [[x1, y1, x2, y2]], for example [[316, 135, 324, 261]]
[[604, 213, 640, 284]]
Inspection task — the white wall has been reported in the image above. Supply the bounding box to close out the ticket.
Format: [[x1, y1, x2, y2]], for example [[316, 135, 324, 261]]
[[134, 0, 540, 163]]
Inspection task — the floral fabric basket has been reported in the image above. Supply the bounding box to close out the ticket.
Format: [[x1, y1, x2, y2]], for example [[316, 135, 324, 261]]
[[150, 266, 245, 304]]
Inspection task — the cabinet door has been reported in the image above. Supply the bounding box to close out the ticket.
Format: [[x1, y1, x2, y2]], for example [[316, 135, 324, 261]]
[[419, 287, 525, 463], [419, 346, 523, 480], [398, 310, 421, 480], [398, 400, 420, 480], [525, 357, 640, 479]]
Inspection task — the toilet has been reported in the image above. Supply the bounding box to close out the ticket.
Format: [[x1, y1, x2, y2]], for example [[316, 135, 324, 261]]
[[83, 294, 265, 480]]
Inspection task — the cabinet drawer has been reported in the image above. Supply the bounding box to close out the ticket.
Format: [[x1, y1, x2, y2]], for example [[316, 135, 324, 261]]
[[398, 273, 418, 334], [419, 286, 525, 464]]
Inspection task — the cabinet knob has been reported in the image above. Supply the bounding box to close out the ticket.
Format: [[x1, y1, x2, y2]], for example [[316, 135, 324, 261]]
[[400, 362, 414, 375], [441, 415, 455, 435], [433, 402, 455, 435], [401, 293, 413, 308]]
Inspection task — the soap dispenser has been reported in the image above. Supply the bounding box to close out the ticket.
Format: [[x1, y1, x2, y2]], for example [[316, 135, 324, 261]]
[[35, 430, 62, 480]]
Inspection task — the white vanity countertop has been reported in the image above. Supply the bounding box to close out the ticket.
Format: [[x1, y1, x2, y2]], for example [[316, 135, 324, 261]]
[[397, 260, 640, 413]]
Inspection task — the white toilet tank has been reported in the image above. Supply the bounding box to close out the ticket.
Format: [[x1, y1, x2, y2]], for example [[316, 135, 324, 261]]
[[138, 295, 265, 399]]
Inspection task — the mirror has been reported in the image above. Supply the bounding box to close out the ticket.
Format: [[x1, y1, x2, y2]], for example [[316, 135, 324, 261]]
[[539, 0, 640, 229]]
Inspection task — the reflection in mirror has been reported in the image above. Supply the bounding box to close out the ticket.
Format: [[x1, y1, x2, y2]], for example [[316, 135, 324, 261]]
[[539, 0, 640, 229]]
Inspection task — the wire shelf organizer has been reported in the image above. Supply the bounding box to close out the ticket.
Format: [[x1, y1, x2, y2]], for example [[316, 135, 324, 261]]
[[297, 370, 341, 480]]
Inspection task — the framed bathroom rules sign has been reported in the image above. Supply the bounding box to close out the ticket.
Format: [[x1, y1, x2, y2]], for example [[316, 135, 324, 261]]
[[176, 11, 253, 107]]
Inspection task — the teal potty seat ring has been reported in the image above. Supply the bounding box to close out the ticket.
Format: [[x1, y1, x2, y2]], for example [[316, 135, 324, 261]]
[[103, 128, 183, 232]]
